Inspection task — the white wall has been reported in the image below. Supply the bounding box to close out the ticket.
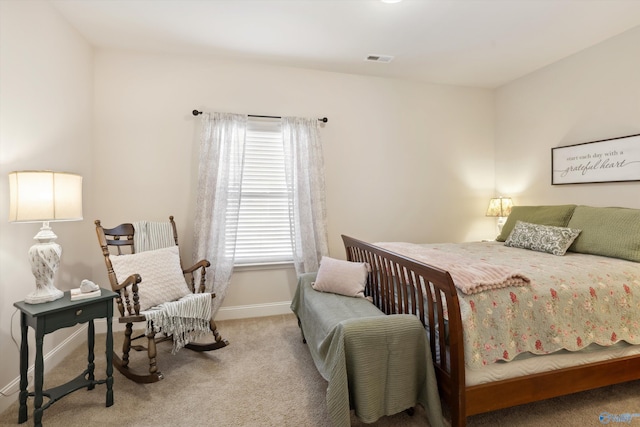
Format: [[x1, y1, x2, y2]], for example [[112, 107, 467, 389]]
[[91, 50, 496, 318], [495, 26, 640, 208], [0, 0, 94, 413]]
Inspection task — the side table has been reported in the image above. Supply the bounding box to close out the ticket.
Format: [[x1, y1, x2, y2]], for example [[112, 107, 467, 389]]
[[13, 287, 117, 427]]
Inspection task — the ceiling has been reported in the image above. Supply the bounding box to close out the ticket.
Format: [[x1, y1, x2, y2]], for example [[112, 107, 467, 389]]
[[51, 0, 640, 89]]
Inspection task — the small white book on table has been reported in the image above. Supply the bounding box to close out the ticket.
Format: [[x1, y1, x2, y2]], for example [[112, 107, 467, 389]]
[[70, 288, 102, 301]]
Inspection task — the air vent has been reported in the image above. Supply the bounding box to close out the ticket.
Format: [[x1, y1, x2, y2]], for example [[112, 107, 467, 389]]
[[365, 54, 394, 63]]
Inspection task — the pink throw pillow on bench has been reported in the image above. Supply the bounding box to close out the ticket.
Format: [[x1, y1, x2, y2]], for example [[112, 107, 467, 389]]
[[312, 256, 370, 298]]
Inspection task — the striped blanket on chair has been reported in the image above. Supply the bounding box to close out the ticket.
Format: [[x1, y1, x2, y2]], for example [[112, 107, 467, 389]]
[[133, 220, 212, 353], [133, 220, 176, 252]]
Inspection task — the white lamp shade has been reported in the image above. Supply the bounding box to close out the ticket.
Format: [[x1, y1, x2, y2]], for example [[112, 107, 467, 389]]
[[486, 197, 513, 217], [9, 171, 83, 223]]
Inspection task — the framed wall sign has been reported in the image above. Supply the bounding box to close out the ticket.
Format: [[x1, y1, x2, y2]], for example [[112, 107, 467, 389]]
[[551, 133, 640, 185]]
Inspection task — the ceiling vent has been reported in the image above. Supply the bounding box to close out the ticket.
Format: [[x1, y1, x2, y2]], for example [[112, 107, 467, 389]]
[[365, 54, 394, 63]]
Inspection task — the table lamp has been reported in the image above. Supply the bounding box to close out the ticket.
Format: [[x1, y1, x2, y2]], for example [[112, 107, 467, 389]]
[[8, 171, 83, 304], [486, 196, 513, 235]]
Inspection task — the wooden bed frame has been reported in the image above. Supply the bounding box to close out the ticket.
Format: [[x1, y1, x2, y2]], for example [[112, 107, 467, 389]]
[[342, 235, 640, 427]]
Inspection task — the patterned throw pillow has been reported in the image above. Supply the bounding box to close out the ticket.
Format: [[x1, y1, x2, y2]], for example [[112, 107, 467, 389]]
[[109, 245, 192, 311], [505, 221, 581, 256]]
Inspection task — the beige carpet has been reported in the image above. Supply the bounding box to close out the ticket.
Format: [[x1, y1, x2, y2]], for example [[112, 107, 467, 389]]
[[0, 313, 638, 426]]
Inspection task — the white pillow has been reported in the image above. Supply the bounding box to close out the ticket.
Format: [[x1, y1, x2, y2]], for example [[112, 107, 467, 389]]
[[312, 256, 370, 298], [109, 246, 192, 311]]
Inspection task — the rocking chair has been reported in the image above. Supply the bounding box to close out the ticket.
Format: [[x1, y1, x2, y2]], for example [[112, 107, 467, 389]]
[[95, 216, 228, 383]]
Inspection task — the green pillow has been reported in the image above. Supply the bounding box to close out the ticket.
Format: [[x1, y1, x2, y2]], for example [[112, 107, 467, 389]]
[[497, 205, 576, 242], [567, 206, 640, 262]]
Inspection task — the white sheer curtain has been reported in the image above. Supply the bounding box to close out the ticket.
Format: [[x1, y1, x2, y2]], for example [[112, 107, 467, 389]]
[[193, 113, 329, 315], [282, 117, 329, 274], [193, 112, 247, 316]]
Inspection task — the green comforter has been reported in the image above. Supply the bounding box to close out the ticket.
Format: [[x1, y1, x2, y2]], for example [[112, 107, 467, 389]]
[[291, 273, 444, 427]]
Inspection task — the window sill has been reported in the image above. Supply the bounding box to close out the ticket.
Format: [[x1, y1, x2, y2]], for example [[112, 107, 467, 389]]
[[233, 261, 295, 272]]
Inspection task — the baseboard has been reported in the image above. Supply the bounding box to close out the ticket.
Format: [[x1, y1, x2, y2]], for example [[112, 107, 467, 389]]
[[215, 301, 292, 320], [91, 302, 294, 326]]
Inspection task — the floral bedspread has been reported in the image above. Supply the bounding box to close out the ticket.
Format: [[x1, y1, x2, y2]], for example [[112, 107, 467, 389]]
[[398, 242, 640, 369]]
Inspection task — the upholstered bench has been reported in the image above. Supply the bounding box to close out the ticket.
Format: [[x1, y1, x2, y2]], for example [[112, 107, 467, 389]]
[[291, 268, 444, 427]]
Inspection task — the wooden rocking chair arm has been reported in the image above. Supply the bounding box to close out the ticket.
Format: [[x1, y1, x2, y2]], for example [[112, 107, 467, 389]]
[[113, 273, 142, 292], [183, 259, 211, 274]]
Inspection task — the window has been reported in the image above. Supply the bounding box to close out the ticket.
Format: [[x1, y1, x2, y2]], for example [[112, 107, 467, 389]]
[[228, 117, 293, 265], [194, 112, 327, 284]]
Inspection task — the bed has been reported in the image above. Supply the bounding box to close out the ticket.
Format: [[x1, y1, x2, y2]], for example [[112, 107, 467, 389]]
[[341, 204, 640, 427]]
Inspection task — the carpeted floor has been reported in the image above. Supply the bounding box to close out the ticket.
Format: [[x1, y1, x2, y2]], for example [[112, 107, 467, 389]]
[[0, 313, 638, 426]]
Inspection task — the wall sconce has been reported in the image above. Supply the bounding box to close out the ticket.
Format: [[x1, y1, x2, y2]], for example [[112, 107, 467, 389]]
[[8, 171, 83, 304], [486, 196, 513, 235]]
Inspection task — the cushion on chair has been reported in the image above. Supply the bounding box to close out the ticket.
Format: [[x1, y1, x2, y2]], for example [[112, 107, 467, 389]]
[[109, 245, 192, 311]]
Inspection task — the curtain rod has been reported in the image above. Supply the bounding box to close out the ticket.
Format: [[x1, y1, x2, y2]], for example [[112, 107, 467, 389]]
[[192, 110, 328, 123]]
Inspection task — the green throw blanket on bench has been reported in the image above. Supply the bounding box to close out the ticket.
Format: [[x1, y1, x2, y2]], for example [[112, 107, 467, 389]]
[[291, 273, 444, 427]]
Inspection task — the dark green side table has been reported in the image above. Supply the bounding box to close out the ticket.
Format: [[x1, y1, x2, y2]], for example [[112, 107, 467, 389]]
[[13, 288, 117, 427]]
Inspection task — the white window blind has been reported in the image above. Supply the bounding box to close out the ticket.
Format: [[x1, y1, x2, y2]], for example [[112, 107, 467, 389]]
[[228, 117, 293, 265]]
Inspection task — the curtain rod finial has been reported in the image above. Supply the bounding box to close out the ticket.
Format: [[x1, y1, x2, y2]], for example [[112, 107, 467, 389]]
[[192, 110, 202, 116]]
